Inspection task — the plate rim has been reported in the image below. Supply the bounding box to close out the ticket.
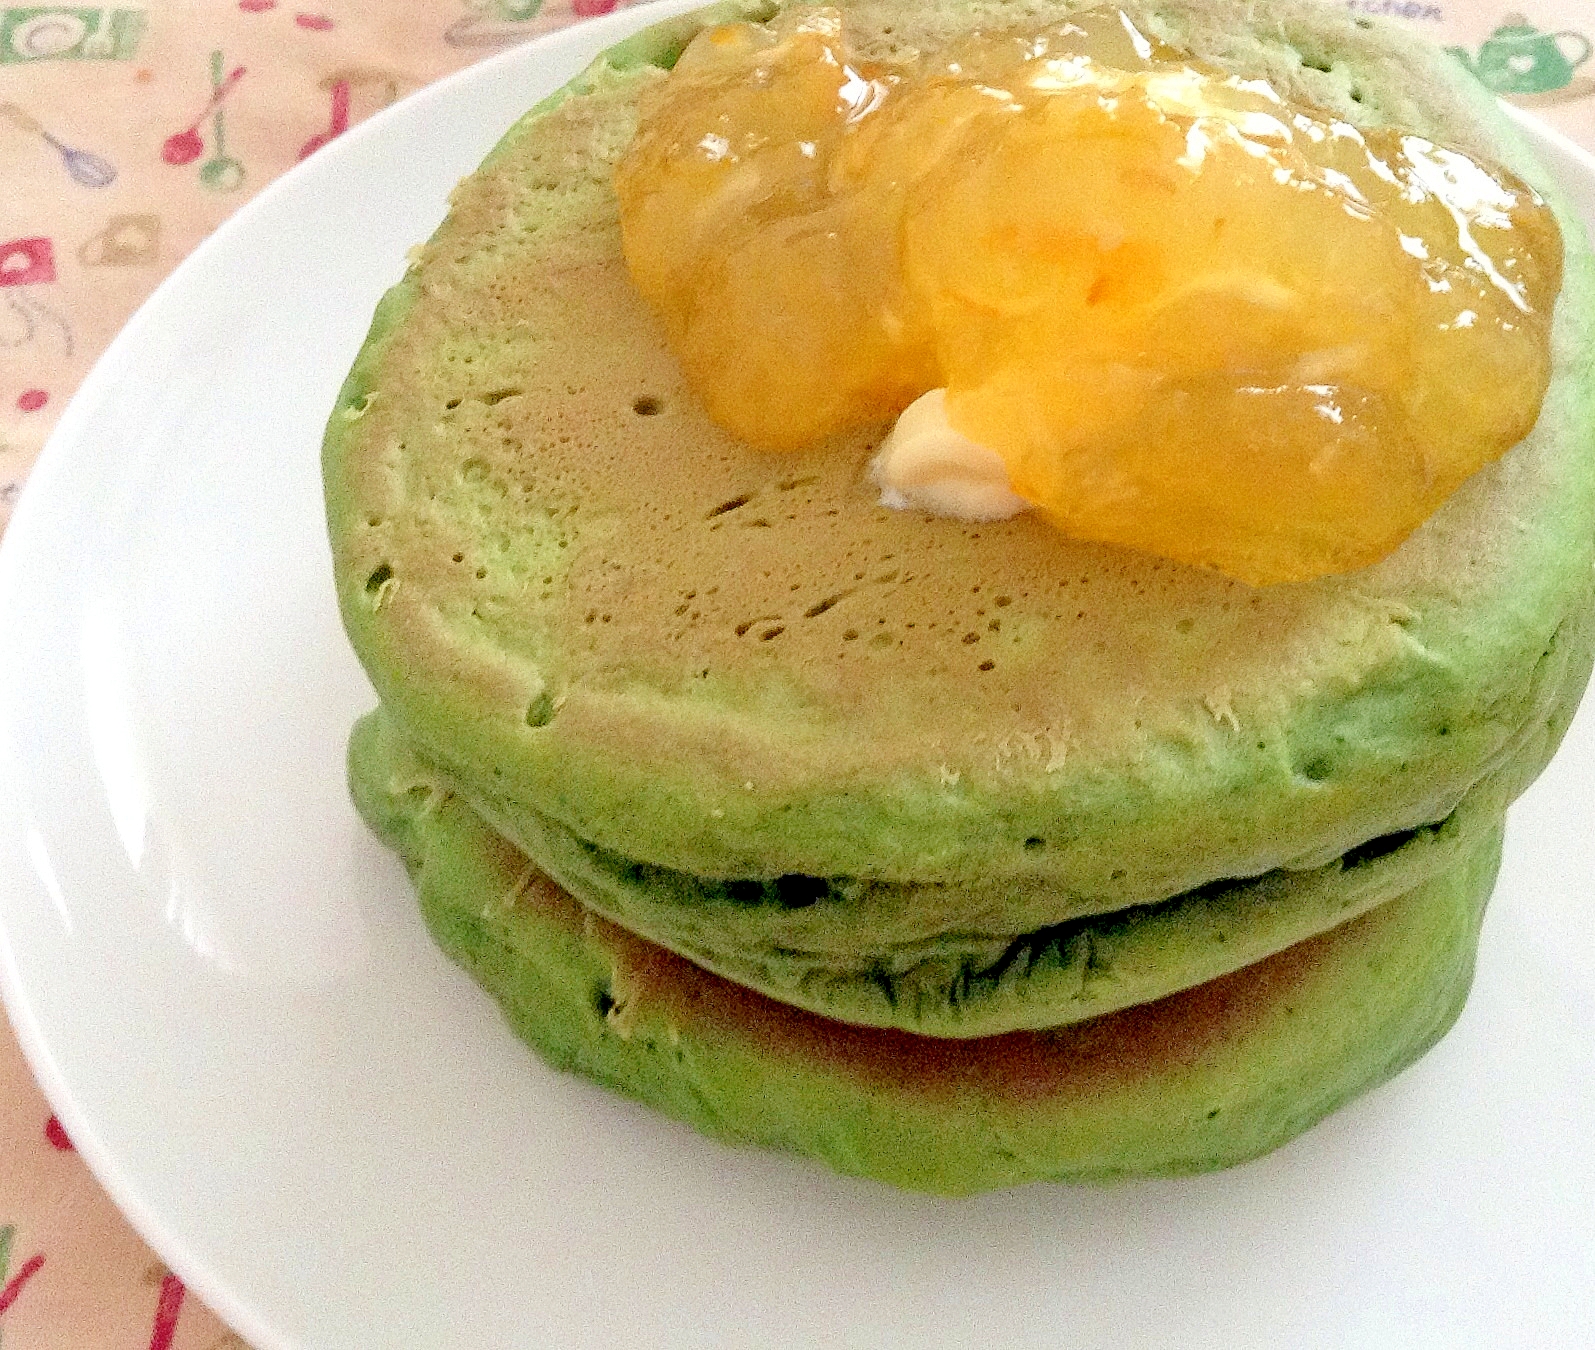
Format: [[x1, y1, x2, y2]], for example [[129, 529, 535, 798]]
[[0, 15, 1591, 1347], [0, 4, 706, 1346]]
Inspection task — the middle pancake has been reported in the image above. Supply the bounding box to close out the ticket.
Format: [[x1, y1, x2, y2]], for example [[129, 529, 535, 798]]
[[356, 708, 1515, 1037]]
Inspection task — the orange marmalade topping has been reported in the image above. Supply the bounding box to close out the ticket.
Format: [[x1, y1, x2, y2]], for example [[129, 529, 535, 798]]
[[614, 6, 1563, 585]]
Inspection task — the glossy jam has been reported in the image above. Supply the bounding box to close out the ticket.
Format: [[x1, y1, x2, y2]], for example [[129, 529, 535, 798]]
[[614, 6, 1562, 584]]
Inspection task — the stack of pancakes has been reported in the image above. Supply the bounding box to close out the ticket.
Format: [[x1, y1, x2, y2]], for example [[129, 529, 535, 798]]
[[323, 0, 1595, 1191]]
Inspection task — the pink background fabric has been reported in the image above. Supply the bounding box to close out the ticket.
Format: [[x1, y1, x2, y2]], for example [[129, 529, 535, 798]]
[[1, 0, 1591, 1342]]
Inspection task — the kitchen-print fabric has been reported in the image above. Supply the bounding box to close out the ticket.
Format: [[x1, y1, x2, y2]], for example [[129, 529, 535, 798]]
[[1, 0, 1592, 1344]]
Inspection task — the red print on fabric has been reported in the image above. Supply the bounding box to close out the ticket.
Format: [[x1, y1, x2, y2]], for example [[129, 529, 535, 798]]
[[299, 79, 349, 159], [0, 1254, 45, 1315], [0, 238, 55, 288], [162, 64, 247, 165], [239, 3, 332, 30], [148, 1272, 186, 1350]]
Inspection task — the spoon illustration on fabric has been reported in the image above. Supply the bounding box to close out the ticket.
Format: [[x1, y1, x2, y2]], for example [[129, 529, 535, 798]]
[[0, 1225, 47, 1322], [298, 77, 349, 159], [0, 102, 116, 187], [161, 59, 246, 166]]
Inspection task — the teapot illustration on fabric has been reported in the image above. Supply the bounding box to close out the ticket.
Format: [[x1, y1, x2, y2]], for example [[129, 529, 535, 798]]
[[1450, 15, 1591, 95]]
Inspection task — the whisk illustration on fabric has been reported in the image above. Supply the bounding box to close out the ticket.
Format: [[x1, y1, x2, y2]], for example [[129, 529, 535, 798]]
[[0, 101, 116, 187]]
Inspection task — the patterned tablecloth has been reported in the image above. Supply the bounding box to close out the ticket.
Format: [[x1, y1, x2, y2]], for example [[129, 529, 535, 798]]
[[1, 0, 1593, 1343]]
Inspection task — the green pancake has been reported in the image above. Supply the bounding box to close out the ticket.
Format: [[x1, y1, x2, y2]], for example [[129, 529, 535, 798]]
[[357, 703, 1527, 1035], [325, 0, 1595, 908], [325, 0, 1595, 1041], [354, 728, 1502, 1193]]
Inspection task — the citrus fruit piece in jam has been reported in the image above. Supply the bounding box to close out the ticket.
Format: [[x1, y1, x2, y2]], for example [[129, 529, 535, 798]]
[[614, 5, 1562, 585]]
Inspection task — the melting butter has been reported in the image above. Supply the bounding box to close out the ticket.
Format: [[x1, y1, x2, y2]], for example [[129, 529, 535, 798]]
[[871, 389, 1031, 522]]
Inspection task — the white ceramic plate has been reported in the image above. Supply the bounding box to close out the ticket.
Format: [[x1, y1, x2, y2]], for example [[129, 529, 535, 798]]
[[3, 8, 1595, 1346]]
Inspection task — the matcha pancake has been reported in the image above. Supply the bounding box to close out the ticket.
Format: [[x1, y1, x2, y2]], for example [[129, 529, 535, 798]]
[[325, 0, 1595, 931], [325, 0, 1595, 1183], [357, 703, 1529, 1036], [353, 729, 1502, 1193]]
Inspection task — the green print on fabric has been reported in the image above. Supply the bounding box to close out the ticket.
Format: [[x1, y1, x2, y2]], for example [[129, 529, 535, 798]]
[[0, 7, 145, 62], [1451, 14, 1592, 94], [445, 0, 545, 48], [162, 51, 246, 191], [0, 1224, 46, 1339]]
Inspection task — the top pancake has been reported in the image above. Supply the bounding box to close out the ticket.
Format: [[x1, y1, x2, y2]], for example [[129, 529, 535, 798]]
[[324, 0, 1595, 903]]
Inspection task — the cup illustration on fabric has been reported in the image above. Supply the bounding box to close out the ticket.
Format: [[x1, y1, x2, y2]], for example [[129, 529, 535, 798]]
[[0, 7, 146, 63], [444, 0, 544, 49], [78, 213, 159, 267], [1450, 15, 1593, 102], [319, 65, 403, 109]]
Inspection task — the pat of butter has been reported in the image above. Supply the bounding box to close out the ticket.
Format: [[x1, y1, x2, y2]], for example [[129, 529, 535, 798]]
[[870, 389, 1032, 522]]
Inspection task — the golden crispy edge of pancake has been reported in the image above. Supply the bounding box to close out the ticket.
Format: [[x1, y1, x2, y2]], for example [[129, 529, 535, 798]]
[[374, 761, 1500, 1191]]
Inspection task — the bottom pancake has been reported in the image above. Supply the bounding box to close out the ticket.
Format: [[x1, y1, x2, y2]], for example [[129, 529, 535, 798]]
[[356, 741, 1501, 1193]]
